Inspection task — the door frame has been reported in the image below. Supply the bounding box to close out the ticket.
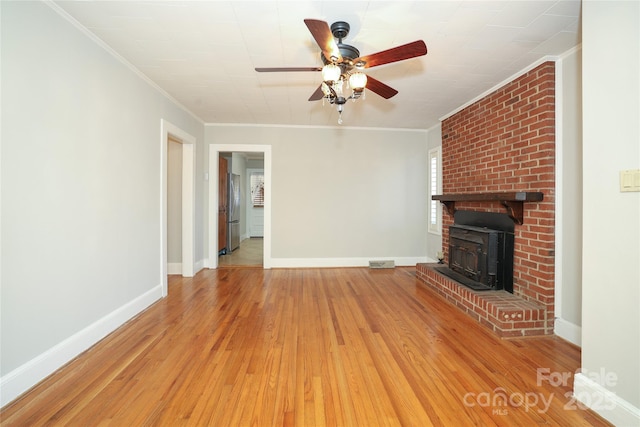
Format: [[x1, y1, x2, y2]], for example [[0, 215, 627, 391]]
[[161, 119, 196, 297], [208, 144, 272, 269]]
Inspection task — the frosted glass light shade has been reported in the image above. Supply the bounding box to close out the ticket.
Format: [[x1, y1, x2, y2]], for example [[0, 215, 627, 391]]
[[349, 72, 367, 90], [322, 64, 341, 82]]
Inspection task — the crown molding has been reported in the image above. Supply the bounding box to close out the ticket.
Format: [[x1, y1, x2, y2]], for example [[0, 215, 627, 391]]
[[44, 0, 204, 125]]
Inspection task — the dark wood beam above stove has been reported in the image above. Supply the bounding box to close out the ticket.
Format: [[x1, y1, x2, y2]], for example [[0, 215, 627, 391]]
[[432, 192, 544, 225]]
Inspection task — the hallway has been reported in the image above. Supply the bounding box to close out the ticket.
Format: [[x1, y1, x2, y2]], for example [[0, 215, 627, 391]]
[[218, 237, 263, 267]]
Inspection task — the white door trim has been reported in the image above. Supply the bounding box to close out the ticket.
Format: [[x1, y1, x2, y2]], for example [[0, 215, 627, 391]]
[[161, 120, 196, 297], [208, 144, 272, 269]]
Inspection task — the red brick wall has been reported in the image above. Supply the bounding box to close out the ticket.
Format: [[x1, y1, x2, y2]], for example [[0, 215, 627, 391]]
[[440, 61, 555, 322]]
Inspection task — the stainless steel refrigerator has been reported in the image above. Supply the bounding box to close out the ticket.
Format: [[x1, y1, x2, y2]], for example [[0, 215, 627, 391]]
[[227, 173, 241, 252]]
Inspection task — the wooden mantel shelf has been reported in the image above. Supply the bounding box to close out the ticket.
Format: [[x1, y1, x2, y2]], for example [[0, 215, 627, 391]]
[[432, 192, 544, 224]]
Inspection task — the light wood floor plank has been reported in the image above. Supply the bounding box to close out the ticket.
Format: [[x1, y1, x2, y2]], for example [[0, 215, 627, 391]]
[[1, 267, 612, 426]]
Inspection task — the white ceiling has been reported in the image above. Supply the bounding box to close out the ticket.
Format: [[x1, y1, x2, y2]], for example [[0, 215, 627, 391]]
[[53, 1, 581, 130]]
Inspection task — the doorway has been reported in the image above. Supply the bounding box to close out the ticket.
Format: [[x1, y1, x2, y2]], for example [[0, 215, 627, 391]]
[[208, 144, 272, 269], [167, 136, 183, 274], [218, 237, 264, 267], [161, 120, 195, 297], [247, 168, 265, 238]]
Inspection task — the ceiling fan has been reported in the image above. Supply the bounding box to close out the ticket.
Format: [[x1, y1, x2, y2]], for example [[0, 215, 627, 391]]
[[255, 19, 427, 123]]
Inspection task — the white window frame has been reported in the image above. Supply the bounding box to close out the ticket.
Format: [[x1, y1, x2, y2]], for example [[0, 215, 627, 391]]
[[428, 146, 442, 235]]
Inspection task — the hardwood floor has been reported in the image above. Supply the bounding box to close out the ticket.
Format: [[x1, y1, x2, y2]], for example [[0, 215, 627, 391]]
[[1, 267, 611, 426], [218, 237, 263, 267]]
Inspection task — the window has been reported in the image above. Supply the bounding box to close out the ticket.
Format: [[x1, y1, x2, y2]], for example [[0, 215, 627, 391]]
[[250, 172, 264, 207], [428, 147, 442, 234]]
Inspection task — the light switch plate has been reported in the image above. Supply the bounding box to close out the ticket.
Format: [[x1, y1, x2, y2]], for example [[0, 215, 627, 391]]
[[620, 169, 640, 192]]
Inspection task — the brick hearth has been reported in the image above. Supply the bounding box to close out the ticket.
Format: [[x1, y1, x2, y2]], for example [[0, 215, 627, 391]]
[[416, 264, 547, 337]]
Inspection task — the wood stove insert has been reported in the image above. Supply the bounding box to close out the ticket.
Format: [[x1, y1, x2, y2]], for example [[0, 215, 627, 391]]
[[435, 211, 514, 292]]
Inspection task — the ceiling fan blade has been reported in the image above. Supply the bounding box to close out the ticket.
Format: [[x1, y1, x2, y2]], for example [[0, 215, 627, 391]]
[[357, 40, 427, 68], [255, 67, 321, 72], [308, 85, 324, 101], [366, 76, 398, 99], [304, 19, 342, 63]]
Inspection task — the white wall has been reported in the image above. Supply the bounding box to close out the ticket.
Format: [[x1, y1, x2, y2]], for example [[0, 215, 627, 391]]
[[0, 1, 204, 405], [578, 1, 640, 425], [206, 125, 429, 267], [555, 47, 583, 345], [167, 139, 183, 265]]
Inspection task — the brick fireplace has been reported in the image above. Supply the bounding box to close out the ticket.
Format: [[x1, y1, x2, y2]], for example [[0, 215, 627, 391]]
[[417, 61, 555, 337]]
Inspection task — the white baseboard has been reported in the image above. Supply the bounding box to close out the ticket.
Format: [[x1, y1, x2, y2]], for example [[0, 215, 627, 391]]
[[269, 256, 428, 268], [574, 373, 640, 426], [167, 261, 205, 276], [0, 285, 163, 408], [554, 317, 582, 346], [167, 262, 182, 275]]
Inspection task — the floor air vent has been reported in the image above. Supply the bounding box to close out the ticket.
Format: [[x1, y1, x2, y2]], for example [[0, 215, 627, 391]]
[[368, 260, 395, 269]]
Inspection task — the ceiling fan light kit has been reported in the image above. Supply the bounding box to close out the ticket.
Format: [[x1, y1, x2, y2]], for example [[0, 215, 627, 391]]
[[321, 63, 341, 82], [255, 19, 427, 125]]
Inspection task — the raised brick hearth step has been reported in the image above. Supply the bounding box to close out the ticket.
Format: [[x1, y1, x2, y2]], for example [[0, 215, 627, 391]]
[[416, 263, 549, 338]]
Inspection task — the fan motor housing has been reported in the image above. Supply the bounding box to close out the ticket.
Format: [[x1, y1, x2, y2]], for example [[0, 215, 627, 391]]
[[321, 44, 360, 66], [321, 21, 360, 69]]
